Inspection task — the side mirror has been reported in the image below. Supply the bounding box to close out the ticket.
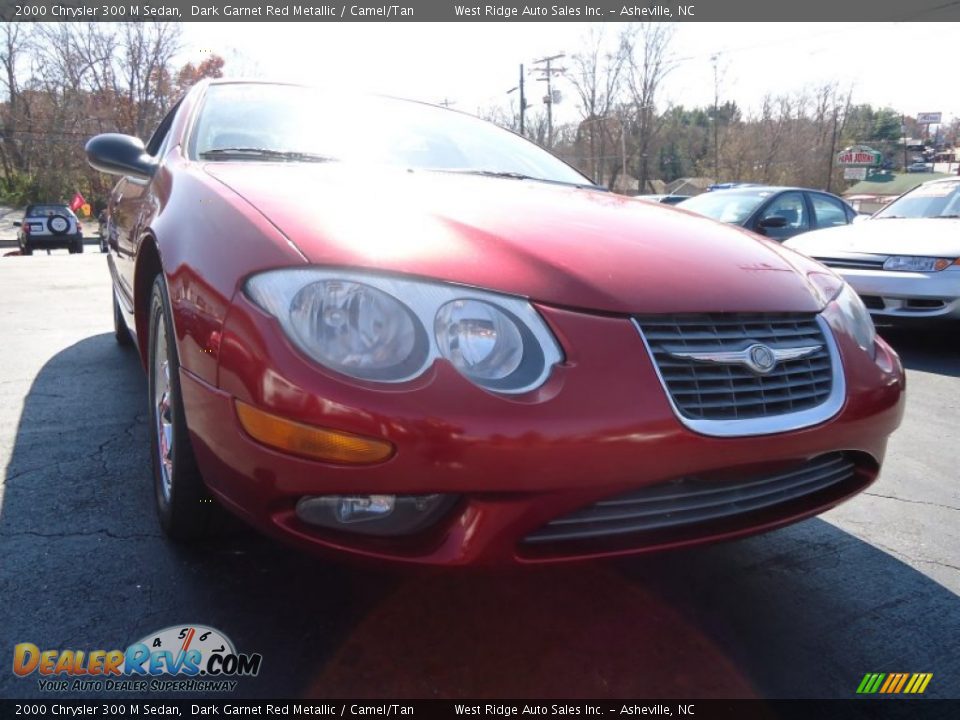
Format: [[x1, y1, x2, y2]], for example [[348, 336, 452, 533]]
[[85, 133, 157, 180], [758, 215, 789, 229]]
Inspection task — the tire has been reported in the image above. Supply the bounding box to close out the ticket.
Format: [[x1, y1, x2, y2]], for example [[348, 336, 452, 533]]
[[21, 245, 32, 256], [147, 274, 213, 540], [113, 291, 133, 347], [47, 214, 70, 236], [74, 237, 84, 254]]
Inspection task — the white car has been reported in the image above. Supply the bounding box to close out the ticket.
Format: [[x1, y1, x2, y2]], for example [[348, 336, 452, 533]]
[[785, 177, 960, 324]]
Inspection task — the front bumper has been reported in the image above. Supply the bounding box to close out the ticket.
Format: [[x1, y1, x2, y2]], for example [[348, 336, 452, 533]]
[[834, 266, 960, 322], [179, 298, 905, 565]]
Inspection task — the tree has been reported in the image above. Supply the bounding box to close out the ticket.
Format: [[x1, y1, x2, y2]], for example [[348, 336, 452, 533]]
[[0, 21, 209, 205], [621, 23, 676, 192], [176, 54, 225, 94], [567, 27, 627, 184], [0, 22, 32, 193]]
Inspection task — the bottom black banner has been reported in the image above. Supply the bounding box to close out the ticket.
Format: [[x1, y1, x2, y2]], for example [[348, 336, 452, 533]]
[[1, 700, 957, 720]]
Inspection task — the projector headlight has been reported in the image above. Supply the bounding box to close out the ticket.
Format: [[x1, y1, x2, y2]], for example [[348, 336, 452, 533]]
[[246, 268, 563, 393]]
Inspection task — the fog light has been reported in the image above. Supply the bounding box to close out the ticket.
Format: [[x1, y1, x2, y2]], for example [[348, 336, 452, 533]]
[[295, 494, 457, 536]]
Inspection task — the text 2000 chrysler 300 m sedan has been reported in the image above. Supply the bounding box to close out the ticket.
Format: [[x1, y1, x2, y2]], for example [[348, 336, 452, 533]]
[[85, 81, 905, 565]]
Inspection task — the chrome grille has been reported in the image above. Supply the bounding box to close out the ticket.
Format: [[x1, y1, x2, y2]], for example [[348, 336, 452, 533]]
[[816, 256, 885, 270], [524, 453, 855, 544], [636, 313, 833, 421]]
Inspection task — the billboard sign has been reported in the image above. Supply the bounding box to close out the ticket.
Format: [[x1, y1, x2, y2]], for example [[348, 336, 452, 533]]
[[917, 112, 942, 124], [837, 146, 882, 167]]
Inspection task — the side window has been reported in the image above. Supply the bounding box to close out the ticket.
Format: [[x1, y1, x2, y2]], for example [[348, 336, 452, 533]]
[[145, 100, 183, 158], [759, 192, 808, 239], [811, 194, 850, 229]]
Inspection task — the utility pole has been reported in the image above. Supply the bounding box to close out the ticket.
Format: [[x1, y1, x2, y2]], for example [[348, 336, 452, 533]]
[[902, 114, 908, 171], [711, 54, 720, 181], [506, 64, 528, 136], [532, 54, 566, 147], [519, 64, 526, 136]]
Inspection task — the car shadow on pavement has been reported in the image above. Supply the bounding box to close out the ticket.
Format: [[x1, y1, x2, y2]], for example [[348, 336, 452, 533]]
[[2, 334, 958, 700], [878, 326, 960, 377]]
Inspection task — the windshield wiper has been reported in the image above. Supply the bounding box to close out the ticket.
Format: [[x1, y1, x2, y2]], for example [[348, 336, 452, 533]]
[[934, 214, 960, 218], [199, 147, 337, 162], [430, 167, 602, 190]]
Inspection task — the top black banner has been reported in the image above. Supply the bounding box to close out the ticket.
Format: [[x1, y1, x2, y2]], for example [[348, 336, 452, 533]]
[[2, 0, 960, 22]]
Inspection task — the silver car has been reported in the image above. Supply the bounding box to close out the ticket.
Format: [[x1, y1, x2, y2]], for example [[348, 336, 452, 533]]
[[14, 203, 84, 255], [785, 177, 960, 323]]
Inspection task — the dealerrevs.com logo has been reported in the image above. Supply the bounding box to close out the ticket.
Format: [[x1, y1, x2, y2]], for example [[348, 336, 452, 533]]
[[13, 624, 262, 693]]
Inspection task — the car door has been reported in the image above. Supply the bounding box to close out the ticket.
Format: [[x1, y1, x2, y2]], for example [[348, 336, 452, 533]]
[[809, 192, 853, 230], [111, 103, 182, 310], [752, 191, 810, 241]]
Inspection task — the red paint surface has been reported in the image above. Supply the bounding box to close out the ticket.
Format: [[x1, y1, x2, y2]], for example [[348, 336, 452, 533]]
[[107, 80, 906, 566]]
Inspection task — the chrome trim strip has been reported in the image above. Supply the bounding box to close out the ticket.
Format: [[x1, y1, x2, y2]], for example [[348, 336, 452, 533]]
[[667, 343, 822, 373], [632, 315, 845, 438]]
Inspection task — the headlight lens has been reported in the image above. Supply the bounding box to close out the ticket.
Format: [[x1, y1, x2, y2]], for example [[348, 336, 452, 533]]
[[288, 280, 421, 380], [435, 300, 523, 381], [833, 283, 876, 355], [245, 268, 563, 393], [883, 256, 954, 272]]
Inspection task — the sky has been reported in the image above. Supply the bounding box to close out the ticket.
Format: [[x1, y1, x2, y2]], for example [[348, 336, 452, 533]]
[[180, 22, 959, 127]]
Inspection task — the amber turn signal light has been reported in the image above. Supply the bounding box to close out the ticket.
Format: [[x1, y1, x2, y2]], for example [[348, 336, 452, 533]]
[[235, 400, 394, 465]]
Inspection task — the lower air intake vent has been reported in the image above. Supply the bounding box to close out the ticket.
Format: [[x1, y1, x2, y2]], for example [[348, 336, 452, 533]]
[[524, 453, 855, 545]]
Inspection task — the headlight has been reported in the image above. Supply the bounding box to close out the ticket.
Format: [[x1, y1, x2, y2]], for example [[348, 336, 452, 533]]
[[832, 283, 876, 355], [883, 256, 955, 272], [435, 300, 524, 383], [245, 268, 563, 393], [289, 280, 425, 380]]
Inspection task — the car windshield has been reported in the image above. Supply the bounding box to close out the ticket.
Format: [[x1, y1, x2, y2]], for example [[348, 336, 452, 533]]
[[874, 180, 960, 219], [27, 205, 71, 217], [191, 83, 593, 187], [676, 190, 773, 223]]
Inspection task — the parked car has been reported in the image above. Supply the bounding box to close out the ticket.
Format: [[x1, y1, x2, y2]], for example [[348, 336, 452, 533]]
[[633, 194, 691, 205], [906, 162, 932, 173], [14, 203, 84, 255], [785, 177, 960, 324], [676, 186, 858, 241], [85, 80, 904, 565]]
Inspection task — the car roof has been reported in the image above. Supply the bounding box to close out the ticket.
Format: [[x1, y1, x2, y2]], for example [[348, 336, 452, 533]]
[[706, 185, 847, 198], [25, 203, 73, 212]]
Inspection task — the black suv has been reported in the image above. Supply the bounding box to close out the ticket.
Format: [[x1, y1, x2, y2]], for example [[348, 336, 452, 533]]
[[15, 204, 84, 255]]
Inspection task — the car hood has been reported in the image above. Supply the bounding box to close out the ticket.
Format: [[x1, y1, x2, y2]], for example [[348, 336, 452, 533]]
[[205, 163, 829, 315], [785, 218, 960, 258]]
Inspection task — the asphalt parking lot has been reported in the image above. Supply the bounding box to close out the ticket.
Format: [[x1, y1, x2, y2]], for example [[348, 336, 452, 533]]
[[1, 253, 958, 700]]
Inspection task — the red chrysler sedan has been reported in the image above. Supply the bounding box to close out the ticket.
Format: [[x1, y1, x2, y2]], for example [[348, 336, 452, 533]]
[[86, 81, 904, 565]]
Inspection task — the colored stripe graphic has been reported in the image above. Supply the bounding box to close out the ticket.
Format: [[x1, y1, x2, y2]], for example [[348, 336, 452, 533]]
[[893, 673, 909, 693], [857, 673, 884, 694], [857, 672, 932, 694]]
